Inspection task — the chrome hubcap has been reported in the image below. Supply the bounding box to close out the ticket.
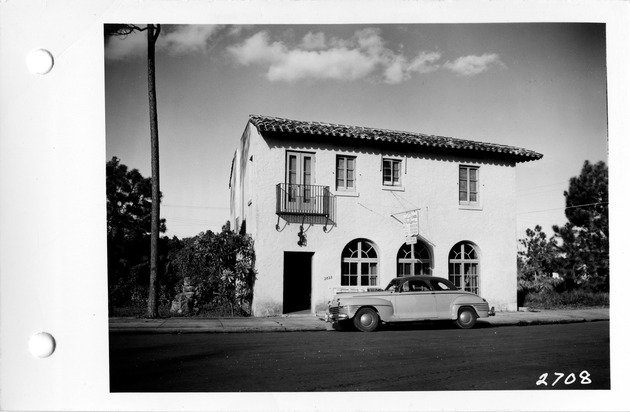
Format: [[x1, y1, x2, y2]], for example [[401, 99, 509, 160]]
[[460, 311, 473, 324], [360, 313, 373, 326]]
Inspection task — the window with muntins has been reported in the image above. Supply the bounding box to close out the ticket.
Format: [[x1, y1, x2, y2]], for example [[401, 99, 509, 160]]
[[285, 151, 315, 207], [336, 156, 356, 191], [382, 159, 401, 186], [459, 165, 479, 205], [397, 242, 432, 277], [341, 239, 379, 286], [448, 241, 480, 294]]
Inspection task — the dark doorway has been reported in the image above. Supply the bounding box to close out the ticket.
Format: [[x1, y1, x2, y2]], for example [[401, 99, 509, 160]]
[[283, 252, 313, 314]]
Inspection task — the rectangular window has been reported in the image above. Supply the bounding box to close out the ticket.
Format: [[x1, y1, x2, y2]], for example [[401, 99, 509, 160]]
[[287, 154, 298, 201], [369, 262, 378, 286], [459, 165, 479, 205], [398, 263, 411, 277], [303, 156, 312, 202], [383, 159, 401, 186], [342, 262, 358, 286], [336, 156, 356, 191]]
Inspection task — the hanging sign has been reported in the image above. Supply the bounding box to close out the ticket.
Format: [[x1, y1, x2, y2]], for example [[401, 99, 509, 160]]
[[403, 210, 419, 245], [403, 210, 419, 237], [392, 208, 435, 246]]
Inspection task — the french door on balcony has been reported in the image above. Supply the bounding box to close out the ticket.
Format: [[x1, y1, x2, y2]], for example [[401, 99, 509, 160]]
[[285, 151, 315, 213]]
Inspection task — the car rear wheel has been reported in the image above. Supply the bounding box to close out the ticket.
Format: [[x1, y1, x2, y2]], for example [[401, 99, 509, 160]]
[[353, 307, 380, 332], [455, 307, 477, 329]]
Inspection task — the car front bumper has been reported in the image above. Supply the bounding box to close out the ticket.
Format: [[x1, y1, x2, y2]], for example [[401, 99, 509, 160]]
[[325, 305, 349, 323], [324, 312, 349, 323], [325, 303, 358, 323]]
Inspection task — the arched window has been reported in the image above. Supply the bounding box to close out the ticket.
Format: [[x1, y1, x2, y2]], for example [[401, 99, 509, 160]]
[[448, 241, 480, 294], [397, 242, 432, 277], [341, 239, 379, 286]]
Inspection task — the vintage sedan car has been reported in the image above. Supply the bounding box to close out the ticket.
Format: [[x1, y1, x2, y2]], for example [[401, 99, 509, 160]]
[[325, 276, 495, 332]]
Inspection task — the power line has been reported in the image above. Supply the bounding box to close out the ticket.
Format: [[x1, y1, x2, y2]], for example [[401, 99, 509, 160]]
[[163, 204, 229, 210], [517, 188, 566, 198], [518, 180, 568, 191], [517, 201, 608, 215], [516, 181, 570, 198]]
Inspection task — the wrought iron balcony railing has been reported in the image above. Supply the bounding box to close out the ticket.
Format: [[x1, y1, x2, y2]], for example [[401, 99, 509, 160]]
[[276, 183, 335, 223]]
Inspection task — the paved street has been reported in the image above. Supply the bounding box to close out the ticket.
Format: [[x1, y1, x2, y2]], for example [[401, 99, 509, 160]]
[[109, 321, 609, 392]]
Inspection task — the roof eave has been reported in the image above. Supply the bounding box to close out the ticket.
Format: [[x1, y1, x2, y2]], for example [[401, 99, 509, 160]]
[[248, 114, 543, 163]]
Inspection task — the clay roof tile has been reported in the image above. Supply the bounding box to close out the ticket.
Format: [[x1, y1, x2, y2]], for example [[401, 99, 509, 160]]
[[249, 114, 543, 162]]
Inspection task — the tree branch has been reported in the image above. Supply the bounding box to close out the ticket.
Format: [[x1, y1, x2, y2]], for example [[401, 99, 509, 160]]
[[105, 24, 149, 37]]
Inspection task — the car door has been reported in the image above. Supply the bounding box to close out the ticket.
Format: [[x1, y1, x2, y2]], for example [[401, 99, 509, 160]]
[[392, 279, 437, 320], [430, 278, 460, 318]]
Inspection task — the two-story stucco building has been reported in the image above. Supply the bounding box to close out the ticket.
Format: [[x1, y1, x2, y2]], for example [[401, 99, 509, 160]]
[[229, 115, 542, 317]]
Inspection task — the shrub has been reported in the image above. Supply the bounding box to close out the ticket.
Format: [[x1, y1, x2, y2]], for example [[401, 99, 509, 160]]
[[109, 303, 172, 318], [167, 226, 256, 317], [517, 276, 565, 300], [517, 271, 609, 310], [523, 289, 609, 309]]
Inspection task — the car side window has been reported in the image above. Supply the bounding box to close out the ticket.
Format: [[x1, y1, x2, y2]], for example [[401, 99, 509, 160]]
[[408, 280, 430, 292], [430, 280, 454, 290]]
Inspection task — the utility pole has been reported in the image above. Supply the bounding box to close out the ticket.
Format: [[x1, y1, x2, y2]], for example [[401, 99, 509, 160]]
[[146, 23, 161, 318]]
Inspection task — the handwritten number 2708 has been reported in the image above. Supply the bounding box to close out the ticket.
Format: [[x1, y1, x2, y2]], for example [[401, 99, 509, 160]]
[[536, 371, 591, 386]]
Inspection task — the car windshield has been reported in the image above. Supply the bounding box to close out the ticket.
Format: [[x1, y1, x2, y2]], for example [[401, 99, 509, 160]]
[[384, 280, 400, 291]]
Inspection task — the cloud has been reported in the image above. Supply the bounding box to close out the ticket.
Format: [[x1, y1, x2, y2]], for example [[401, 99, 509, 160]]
[[227, 31, 286, 66], [227, 30, 379, 82], [105, 25, 506, 83], [228, 28, 502, 84], [228, 30, 381, 82], [105, 24, 227, 61], [443, 53, 504, 77], [268, 48, 376, 82], [383, 51, 442, 84], [300, 32, 327, 50], [408, 51, 443, 74], [228, 28, 445, 84], [158, 25, 223, 55]]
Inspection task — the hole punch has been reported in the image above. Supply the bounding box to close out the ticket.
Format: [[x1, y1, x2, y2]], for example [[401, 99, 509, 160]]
[[28, 332, 56, 358], [26, 49, 54, 75]]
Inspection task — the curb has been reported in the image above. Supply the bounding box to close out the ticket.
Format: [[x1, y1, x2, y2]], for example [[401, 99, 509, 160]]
[[109, 313, 609, 334], [109, 328, 329, 334], [511, 318, 609, 327]]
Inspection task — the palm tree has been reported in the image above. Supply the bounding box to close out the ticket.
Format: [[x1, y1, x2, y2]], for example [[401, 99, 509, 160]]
[[106, 24, 162, 318]]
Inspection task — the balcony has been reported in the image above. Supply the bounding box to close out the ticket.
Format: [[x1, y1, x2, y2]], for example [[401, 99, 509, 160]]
[[276, 183, 335, 225]]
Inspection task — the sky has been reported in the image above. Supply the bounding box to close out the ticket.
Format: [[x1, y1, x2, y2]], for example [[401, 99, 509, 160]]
[[104, 23, 608, 241]]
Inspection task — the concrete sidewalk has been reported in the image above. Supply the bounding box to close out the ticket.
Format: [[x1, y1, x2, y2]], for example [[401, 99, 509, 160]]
[[109, 308, 609, 334]]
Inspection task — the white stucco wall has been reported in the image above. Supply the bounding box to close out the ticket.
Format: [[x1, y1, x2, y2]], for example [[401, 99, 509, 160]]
[[231, 123, 520, 316]]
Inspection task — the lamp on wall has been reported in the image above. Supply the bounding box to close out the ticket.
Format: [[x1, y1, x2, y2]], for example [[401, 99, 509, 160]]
[[297, 225, 307, 246]]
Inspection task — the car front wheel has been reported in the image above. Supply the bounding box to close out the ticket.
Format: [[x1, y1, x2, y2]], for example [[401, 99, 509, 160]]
[[353, 307, 380, 332], [455, 307, 477, 329]]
